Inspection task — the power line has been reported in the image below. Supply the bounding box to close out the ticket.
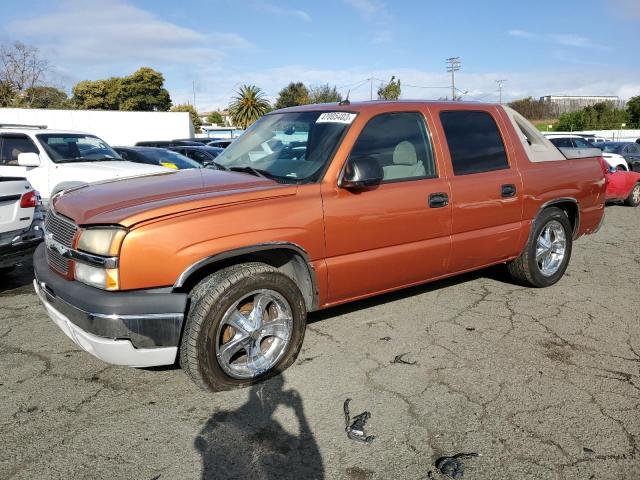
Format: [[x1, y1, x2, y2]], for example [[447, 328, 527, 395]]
[[446, 57, 461, 101]]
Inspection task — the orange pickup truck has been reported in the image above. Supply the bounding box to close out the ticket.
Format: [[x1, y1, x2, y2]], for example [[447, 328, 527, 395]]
[[34, 101, 606, 391]]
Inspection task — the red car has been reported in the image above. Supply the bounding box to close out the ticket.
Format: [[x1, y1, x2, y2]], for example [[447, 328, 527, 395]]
[[601, 157, 640, 206]]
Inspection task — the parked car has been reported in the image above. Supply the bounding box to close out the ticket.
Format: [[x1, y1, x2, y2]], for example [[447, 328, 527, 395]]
[[167, 145, 224, 167], [599, 158, 640, 206], [545, 134, 629, 171], [0, 124, 168, 205], [574, 133, 606, 145], [34, 102, 605, 391], [113, 146, 202, 170], [0, 176, 43, 273], [598, 142, 640, 172], [135, 140, 204, 147]]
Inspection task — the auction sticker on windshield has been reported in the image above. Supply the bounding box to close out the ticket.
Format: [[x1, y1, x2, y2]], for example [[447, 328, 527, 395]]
[[316, 112, 357, 124]]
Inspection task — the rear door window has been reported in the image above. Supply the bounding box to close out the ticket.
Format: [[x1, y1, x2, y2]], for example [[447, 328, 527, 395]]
[[440, 111, 509, 175]]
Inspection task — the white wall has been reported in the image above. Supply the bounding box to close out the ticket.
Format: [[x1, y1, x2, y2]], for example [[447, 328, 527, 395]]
[[552, 129, 640, 142], [0, 108, 193, 146]]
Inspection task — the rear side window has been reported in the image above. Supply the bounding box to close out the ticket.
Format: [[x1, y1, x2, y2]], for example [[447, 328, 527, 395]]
[[550, 138, 575, 148], [573, 138, 594, 148], [440, 111, 509, 175], [0, 135, 39, 165]]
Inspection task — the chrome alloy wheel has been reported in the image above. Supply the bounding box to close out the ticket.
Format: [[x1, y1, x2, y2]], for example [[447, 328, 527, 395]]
[[536, 220, 567, 277], [632, 184, 640, 205], [215, 289, 293, 379]]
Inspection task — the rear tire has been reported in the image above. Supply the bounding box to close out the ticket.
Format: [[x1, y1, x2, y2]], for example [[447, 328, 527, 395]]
[[179, 263, 307, 392], [508, 207, 573, 287], [624, 183, 640, 207], [616, 164, 627, 171]]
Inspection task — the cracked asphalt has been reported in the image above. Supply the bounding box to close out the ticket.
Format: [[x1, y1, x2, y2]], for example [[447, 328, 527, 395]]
[[1, 206, 639, 480]]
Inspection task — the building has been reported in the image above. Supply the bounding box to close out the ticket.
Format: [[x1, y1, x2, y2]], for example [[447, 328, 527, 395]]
[[539, 95, 623, 115]]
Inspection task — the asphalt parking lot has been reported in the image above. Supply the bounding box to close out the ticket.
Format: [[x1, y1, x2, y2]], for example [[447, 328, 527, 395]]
[[1, 206, 639, 480]]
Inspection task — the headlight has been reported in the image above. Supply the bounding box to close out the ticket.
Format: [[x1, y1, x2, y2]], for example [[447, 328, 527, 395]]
[[74, 262, 119, 290], [77, 228, 126, 256]]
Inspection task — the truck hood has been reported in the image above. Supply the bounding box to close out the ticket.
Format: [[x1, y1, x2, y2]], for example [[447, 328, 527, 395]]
[[53, 168, 296, 227]]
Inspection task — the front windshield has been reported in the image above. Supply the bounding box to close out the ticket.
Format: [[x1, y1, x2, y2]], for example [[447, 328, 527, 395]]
[[214, 111, 355, 183], [37, 133, 122, 163], [141, 149, 202, 170]]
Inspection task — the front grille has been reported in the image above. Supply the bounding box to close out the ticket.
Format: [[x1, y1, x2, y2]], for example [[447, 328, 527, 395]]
[[44, 211, 78, 274]]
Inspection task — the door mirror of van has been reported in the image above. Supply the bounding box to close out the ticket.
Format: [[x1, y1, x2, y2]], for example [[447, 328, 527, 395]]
[[340, 156, 384, 190], [17, 152, 41, 167]]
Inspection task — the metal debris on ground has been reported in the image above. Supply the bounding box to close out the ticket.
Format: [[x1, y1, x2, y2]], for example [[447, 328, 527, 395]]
[[434, 453, 480, 479], [379, 336, 391, 341], [390, 353, 417, 365], [343, 398, 375, 444], [465, 327, 475, 331]]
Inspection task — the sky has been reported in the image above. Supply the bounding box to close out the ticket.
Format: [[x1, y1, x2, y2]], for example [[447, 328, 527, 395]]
[[1, 0, 639, 111]]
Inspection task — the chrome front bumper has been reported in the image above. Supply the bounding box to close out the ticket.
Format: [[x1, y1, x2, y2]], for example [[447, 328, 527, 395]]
[[34, 279, 179, 367]]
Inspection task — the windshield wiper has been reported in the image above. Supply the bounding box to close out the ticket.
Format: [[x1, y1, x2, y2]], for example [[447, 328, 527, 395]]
[[227, 165, 271, 179], [64, 156, 120, 162]]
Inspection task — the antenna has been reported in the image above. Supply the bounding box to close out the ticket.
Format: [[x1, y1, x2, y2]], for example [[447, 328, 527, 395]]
[[339, 90, 351, 106]]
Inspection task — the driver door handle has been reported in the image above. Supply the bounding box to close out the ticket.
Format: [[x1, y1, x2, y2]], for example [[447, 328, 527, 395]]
[[501, 184, 516, 198]]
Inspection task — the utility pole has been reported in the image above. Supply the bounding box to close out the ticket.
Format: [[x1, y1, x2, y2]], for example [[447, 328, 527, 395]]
[[446, 57, 461, 101], [192, 80, 197, 110], [496, 79, 507, 104]]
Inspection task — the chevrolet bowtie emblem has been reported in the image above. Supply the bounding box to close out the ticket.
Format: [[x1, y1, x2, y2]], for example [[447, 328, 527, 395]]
[[45, 233, 69, 256]]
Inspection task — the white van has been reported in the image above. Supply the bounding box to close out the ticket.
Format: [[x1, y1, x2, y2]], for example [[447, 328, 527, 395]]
[[0, 124, 169, 204]]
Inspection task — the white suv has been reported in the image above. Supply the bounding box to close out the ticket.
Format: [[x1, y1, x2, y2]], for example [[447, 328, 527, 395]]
[[0, 124, 168, 204]]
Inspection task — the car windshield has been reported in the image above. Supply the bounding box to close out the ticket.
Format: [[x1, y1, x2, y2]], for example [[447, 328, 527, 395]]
[[214, 111, 355, 183], [37, 133, 122, 163], [140, 149, 202, 170], [600, 143, 624, 153]]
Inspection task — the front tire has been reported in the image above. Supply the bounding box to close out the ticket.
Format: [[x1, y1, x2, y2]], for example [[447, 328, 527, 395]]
[[180, 263, 307, 391], [508, 207, 573, 287], [624, 183, 640, 207]]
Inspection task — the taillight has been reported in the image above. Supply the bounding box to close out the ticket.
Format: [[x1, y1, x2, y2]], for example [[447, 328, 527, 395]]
[[20, 190, 37, 208], [598, 157, 609, 176]]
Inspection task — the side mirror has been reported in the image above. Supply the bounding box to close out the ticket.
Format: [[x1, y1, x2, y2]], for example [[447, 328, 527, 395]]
[[339, 156, 383, 190], [17, 152, 41, 167]]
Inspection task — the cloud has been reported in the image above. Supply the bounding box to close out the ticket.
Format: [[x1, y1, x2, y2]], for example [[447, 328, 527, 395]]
[[508, 29, 535, 39], [249, 1, 311, 22], [4, 0, 252, 71], [508, 29, 608, 51], [343, 0, 392, 44]]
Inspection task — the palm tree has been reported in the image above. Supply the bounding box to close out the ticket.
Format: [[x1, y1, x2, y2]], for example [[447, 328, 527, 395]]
[[229, 84, 270, 129]]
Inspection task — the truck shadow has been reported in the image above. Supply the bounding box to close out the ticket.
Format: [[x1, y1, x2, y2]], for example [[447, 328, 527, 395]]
[[309, 264, 511, 323], [195, 374, 324, 479]]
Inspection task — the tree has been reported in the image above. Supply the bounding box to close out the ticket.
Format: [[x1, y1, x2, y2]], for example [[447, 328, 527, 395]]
[[207, 111, 224, 125], [229, 85, 270, 129], [275, 82, 310, 109], [555, 102, 629, 131], [309, 84, 342, 104], [0, 42, 48, 96], [377, 76, 401, 100], [627, 95, 640, 128], [0, 81, 16, 107], [119, 67, 171, 111], [72, 77, 121, 110], [19, 86, 69, 109], [508, 97, 556, 121], [171, 104, 202, 132]]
